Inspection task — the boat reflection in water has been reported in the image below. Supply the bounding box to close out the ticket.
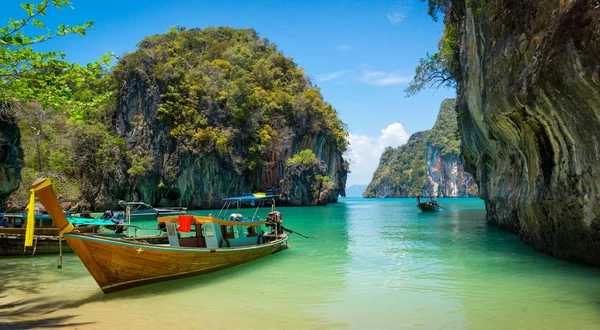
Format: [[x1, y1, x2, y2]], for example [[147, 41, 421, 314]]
[[30, 178, 289, 293]]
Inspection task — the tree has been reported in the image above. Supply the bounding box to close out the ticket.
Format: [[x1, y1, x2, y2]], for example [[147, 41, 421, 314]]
[[405, 1, 459, 97], [421, 0, 452, 21], [404, 52, 455, 97], [0, 0, 114, 116], [13, 101, 48, 172]]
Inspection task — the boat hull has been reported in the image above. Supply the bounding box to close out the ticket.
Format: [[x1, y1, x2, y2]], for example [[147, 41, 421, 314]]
[[418, 203, 441, 212], [65, 233, 288, 293]]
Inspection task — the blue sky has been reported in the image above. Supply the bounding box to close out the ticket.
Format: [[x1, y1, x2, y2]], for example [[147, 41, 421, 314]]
[[5, 0, 456, 186]]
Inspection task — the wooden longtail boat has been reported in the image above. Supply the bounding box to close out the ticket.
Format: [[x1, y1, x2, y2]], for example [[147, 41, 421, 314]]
[[417, 202, 442, 212], [30, 178, 289, 293], [416, 195, 442, 212]]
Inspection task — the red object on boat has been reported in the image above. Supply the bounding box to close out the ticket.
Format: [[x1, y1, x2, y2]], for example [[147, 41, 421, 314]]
[[178, 215, 193, 232]]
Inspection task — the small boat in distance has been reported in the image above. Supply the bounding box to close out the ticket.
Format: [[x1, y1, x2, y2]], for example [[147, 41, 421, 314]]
[[116, 201, 186, 222], [416, 195, 442, 212], [30, 178, 289, 293]]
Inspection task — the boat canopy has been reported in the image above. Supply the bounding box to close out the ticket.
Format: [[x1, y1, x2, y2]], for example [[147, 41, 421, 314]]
[[158, 215, 266, 226], [222, 194, 278, 201]]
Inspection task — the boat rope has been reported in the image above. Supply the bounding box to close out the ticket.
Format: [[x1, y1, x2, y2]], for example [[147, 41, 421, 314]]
[[32, 235, 38, 256], [57, 223, 74, 269]]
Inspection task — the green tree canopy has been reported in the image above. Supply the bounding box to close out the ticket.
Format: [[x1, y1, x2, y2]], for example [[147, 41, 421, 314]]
[[0, 0, 114, 117]]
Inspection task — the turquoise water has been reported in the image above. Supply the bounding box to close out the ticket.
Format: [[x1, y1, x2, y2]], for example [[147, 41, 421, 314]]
[[2, 198, 600, 329]]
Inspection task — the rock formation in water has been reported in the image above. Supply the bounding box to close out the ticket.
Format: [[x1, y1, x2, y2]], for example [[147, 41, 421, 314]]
[[449, 1, 600, 265], [87, 27, 347, 209], [364, 99, 477, 198], [0, 112, 23, 209], [279, 149, 337, 206]]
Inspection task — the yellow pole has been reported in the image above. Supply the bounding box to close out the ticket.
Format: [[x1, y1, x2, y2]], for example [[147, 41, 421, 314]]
[[24, 189, 35, 247], [30, 178, 75, 269]]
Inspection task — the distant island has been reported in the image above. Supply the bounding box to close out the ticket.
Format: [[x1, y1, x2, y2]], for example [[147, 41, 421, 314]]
[[364, 99, 477, 198], [344, 185, 368, 197]]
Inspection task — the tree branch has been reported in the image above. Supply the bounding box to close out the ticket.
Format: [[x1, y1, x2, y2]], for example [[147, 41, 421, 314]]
[[6, 2, 49, 37]]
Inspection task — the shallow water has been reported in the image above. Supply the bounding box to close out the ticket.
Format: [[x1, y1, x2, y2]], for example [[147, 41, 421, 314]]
[[1, 198, 599, 329]]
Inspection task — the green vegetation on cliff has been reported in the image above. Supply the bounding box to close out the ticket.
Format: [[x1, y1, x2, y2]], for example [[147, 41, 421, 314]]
[[281, 149, 334, 206], [110, 26, 347, 171], [9, 26, 348, 208], [428, 99, 460, 154]]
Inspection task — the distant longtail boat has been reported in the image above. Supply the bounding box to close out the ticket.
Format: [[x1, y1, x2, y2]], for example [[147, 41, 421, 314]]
[[416, 195, 443, 212]]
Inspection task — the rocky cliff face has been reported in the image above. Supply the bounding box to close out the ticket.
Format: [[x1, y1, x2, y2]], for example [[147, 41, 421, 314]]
[[113, 79, 346, 209], [0, 112, 22, 209], [93, 27, 347, 209], [365, 99, 477, 198], [454, 1, 600, 265], [425, 144, 477, 197]]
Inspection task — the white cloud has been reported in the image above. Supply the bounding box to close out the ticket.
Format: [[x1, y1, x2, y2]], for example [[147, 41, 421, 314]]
[[316, 70, 353, 83], [345, 122, 410, 186], [387, 10, 406, 25], [387, 0, 412, 25], [360, 70, 412, 86], [337, 44, 353, 52], [315, 67, 412, 86]]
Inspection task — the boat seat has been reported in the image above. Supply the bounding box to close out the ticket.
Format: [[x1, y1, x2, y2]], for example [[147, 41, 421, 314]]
[[178, 223, 207, 248], [178, 237, 200, 247]]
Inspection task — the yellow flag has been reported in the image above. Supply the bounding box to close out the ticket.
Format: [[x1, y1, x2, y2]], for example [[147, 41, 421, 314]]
[[24, 189, 35, 247]]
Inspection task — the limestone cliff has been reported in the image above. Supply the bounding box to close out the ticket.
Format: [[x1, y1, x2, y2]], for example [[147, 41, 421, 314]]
[[0, 112, 22, 209], [364, 99, 477, 198], [92, 27, 347, 209], [425, 144, 477, 198], [452, 1, 600, 264]]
